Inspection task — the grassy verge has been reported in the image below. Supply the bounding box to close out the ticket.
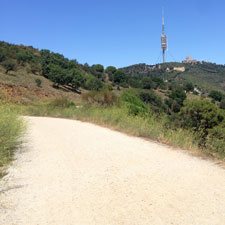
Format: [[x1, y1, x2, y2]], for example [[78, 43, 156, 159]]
[[17, 101, 200, 155], [0, 105, 25, 177]]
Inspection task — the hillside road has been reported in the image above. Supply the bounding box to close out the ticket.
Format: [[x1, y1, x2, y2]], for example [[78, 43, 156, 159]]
[[1, 116, 225, 225]]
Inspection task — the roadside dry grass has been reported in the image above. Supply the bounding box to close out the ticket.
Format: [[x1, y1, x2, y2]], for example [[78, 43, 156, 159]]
[[0, 104, 25, 177], [17, 100, 201, 155]]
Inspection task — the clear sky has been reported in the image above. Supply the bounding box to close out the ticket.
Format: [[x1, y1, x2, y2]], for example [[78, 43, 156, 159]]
[[1, 0, 225, 68]]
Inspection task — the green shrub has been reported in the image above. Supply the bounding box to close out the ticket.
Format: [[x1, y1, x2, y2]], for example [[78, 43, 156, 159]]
[[180, 100, 225, 138], [206, 125, 225, 157], [92, 64, 104, 73], [105, 66, 117, 74], [139, 90, 167, 112], [16, 50, 34, 64], [169, 89, 187, 105], [35, 78, 42, 87], [141, 77, 154, 89], [121, 92, 150, 117], [113, 71, 127, 84], [68, 69, 86, 89], [184, 82, 194, 92], [85, 77, 103, 91], [3, 60, 16, 73], [209, 90, 223, 102], [219, 99, 225, 109]]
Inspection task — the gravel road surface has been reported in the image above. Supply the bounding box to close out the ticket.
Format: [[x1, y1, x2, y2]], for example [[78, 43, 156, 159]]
[[0, 116, 225, 225]]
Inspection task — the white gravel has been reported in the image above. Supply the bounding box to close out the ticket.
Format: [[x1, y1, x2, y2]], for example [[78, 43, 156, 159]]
[[0, 116, 225, 225]]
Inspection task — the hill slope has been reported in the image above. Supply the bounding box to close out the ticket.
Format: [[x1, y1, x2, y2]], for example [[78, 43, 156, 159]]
[[120, 62, 225, 94], [0, 41, 107, 102], [0, 40, 225, 105]]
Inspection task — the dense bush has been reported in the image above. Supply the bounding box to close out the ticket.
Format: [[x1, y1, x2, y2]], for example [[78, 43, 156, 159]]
[[141, 77, 154, 89], [47, 64, 67, 86], [113, 71, 127, 84], [180, 100, 225, 138], [209, 90, 223, 102], [165, 89, 187, 113], [92, 64, 104, 73], [85, 77, 103, 91], [35, 78, 42, 87], [121, 92, 150, 117], [16, 50, 34, 64], [139, 90, 167, 113], [206, 124, 225, 157], [67, 69, 86, 89], [105, 66, 117, 74], [128, 77, 142, 88], [151, 77, 164, 89], [184, 82, 194, 92], [220, 99, 225, 109], [3, 60, 16, 73], [169, 89, 187, 105]]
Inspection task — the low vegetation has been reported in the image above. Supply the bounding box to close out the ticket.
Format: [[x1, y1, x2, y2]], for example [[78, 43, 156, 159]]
[[17, 88, 225, 160], [0, 104, 25, 177]]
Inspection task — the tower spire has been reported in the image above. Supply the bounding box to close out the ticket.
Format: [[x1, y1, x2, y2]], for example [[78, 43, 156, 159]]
[[161, 8, 167, 63], [162, 8, 165, 35]]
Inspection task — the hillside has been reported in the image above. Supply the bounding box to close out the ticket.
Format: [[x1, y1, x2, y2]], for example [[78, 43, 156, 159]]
[[120, 62, 225, 94], [0, 40, 225, 111], [0, 41, 108, 102], [0, 41, 225, 166], [1, 40, 225, 102]]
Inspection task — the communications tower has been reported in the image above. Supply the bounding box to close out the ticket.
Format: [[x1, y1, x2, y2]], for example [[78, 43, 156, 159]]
[[161, 9, 167, 63]]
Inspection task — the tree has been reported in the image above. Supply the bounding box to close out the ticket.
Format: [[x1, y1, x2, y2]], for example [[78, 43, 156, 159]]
[[68, 69, 86, 89], [151, 77, 164, 89], [48, 64, 67, 86], [184, 82, 194, 92], [106, 66, 117, 74], [209, 90, 223, 102], [85, 77, 103, 90], [141, 77, 153, 89], [180, 100, 225, 138], [3, 61, 15, 73], [113, 71, 127, 84], [16, 50, 34, 64], [92, 64, 104, 73], [169, 89, 187, 105]]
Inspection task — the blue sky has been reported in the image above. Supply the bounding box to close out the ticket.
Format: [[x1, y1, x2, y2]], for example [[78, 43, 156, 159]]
[[1, 0, 225, 68]]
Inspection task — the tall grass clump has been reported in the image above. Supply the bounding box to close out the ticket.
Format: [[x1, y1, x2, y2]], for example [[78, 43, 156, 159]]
[[0, 104, 25, 177]]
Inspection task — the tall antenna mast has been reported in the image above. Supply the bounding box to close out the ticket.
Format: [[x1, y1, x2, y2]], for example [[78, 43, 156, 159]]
[[162, 8, 165, 35], [161, 8, 167, 63]]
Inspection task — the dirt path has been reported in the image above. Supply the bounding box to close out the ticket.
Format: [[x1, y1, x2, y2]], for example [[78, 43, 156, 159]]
[[0, 117, 225, 225]]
